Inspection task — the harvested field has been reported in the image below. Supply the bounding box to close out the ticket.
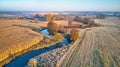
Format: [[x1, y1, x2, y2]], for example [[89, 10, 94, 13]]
[[0, 19, 44, 62], [57, 19, 120, 67]]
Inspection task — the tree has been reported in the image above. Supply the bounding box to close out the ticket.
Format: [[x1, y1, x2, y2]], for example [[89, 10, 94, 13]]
[[35, 13, 40, 18], [85, 17, 91, 26], [45, 39, 50, 44], [90, 20, 95, 26], [70, 28, 79, 41], [85, 17, 96, 27], [54, 33, 63, 43], [45, 14, 52, 21], [59, 25, 67, 33], [47, 19, 59, 35], [74, 16, 82, 22], [28, 58, 37, 67], [52, 14, 65, 20], [68, 20, 72, 28], [34, 18, 39, 23]]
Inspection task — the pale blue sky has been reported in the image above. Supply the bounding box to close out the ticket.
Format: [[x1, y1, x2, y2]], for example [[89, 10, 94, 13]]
[[0, 0, 120, 11]]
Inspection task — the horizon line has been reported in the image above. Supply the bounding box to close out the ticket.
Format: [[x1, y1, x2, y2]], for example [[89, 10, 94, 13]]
[[0, 10, 120, 12]]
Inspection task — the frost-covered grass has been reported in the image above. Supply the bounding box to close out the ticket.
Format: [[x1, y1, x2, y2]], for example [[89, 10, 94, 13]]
[[58, 19, 120, 67]]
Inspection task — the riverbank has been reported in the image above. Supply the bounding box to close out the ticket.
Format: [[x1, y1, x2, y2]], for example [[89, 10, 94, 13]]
[[0, 19, 71, 67], [56, 29, 86, 67], [26, 44, 70, 67], [2, 36, 66, 67], [25, 30, 82, 67], [0, 44, 37, 67]]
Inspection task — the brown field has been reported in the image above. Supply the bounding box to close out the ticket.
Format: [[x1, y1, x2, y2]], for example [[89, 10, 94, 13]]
[[0, 19, 44, 62], [57, 19, 120, 67]]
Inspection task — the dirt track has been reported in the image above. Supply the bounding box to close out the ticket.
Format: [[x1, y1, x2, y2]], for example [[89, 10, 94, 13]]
[[58, 19, 120, 67]]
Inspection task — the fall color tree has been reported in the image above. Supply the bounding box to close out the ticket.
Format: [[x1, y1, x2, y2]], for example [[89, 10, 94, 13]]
[[47, 19, 59, 35], [68, 20, 72, 28], [59, 25, 67, 33], [85, 17, 95, 26], [85, 17, 91, 26], [45, 39, 50, 44], [35, 13, 40, 18], [52, 14, 65, 20], [34, 18, 39, 23], [70, 28, 79, 41], [54, 33, 63, 43], [45, 14, 52, 21], [28, 58, 37, 67], [74, 16, 82, 22]]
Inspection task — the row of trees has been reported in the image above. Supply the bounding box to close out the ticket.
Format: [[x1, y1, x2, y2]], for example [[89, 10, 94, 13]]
[[47, 18, 79, 41], [45, 14, 65, 21], [74, 16, 96, 27]]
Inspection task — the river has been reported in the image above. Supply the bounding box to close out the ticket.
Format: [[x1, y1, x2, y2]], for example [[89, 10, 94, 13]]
[[5, 29, 70, 67]]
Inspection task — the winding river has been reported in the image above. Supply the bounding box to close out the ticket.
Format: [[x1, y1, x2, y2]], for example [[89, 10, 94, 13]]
[[5, 29, 70, 67]]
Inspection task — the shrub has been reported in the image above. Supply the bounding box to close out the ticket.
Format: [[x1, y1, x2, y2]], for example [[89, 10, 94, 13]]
[[85, 17, 91, 26], [54, 33, 64, 43], [68, 20, 72, 28], [45, 39, 50, 44], [47, 19, 59, 35], [85, 17, 96, 27], [28, 58, 37, 67], [59, 25, 67, 33], [74, 16, 82, 22], [34, 18, 39, 23], [70, 28, 80, 41], [44, 14, 52, 21], [52, 14, 65, 20]]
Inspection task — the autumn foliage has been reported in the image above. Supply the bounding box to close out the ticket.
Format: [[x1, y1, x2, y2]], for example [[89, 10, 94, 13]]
[[85, 17, 96, 27], [68, 20, 73, 28], [45, 39, 50, 44], [85, 17, 91, 26], [74, 16, 82, 22], [59, 25, 67, 33], [45, 14, 53, 21], [47, 19, 59, 35], [34, 18, 39, 23], [54, 33, 63, 43], [70, 28, 80, 41], [28, 58, 37, 67]]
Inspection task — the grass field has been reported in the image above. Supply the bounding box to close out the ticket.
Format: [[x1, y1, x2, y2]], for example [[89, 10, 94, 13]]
[[57, 19, 120, 67], [0, 19, 80, 66], [0, 19, 44, 63]]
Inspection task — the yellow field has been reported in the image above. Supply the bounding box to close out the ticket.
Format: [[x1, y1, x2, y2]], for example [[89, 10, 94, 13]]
[[0, 19, 44, 62]]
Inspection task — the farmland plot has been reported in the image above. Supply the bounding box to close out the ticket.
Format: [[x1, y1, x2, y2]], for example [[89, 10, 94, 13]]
[[58, 19, 120, 67]]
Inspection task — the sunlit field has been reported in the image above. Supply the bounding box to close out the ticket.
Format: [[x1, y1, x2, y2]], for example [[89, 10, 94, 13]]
[[0, 20, 44, 64]]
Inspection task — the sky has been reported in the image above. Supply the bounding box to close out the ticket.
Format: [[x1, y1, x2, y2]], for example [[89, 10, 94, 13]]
[[0, 0, 120, 11]]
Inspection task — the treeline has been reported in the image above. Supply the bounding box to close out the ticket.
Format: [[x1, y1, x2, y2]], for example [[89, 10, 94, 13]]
[[45, 14, 66, 21], [47, 18, 80, 42]]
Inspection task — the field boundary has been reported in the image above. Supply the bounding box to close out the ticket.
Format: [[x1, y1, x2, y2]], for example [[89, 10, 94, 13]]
[[56, 29, 87, 67]]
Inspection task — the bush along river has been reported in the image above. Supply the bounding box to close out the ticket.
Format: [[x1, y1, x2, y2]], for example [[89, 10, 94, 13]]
[[5, 29, 70, 67]]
